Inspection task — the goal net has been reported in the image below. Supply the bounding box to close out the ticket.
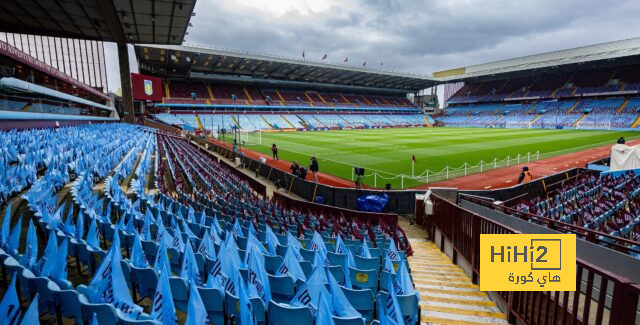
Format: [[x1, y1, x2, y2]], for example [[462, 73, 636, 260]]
[[239, 129, 262, 145], [505, 121, 532, 129], [576, 121, 611, 130]]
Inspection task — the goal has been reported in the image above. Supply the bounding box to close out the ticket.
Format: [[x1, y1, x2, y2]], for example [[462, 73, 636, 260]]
[[238, 129, 262, 145], [576, 121, 611, 130], [505, 121, 533, 129]]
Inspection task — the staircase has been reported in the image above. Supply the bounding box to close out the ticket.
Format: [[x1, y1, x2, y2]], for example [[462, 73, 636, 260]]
[[631, 115, 640, 128], [530, 113, 543, 123], [571, 113, 588, 127], [243, 87, 253, 103], [280, 115, 296, 128], [206, 84, 215, 100], [21, 103, 32, 111], [565, 99, 581, 114], [295, 115, 310, 129], [260, 115, 275, 129], [304, 92, 315, 107], [400, 220, 508, 325], [230, 115, 240, 128], [616, 97, 631, 113], [275, 89, 286, 106], [423, 113, 431, 127], [194, 114, 204, 131], [164, 80, 171, 98]]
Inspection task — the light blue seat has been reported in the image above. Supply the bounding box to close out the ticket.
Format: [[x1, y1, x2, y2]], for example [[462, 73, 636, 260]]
[[267, 302, 313, 325], [349, 267, 378, 293], [327, 252, 346, 267], [299, 261, 312, 278], [22, 269, 59, 317], [299, 248, 315, 261], [166, 247, 182, 274], [268, 274, 295, 303], [328, 265, 346, 285], [251, 297, 266, 325], [198, 286, 225, 325], [341, 286, 374, 323], [264, 255, 283, 275], [169, 277, 189, 312], [377, 291, 420, 324], [333, 316, 365, 325], [78, 293, 119, 324], [354, 256, 379, 271], [50, 282, 84, 324], [130, 266, 158, 303]]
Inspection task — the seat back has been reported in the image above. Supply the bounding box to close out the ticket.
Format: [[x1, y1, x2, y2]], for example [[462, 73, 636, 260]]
[[327, 252, 346, 267], [377, 292, 419, 323], [197, 287, 224, 325], [267, 302, 313, 325], [169, 277, 189, 311], [349, 267, 378, 293], [354, 256, 379, 271], [264, 255, 283, 274], [333, 316, 365, 325], [299, 248, 315, 261], [131, 266, 159, 301], [342, 286, 374, 323], [268, 275, 295, 303], [328, 265, 345, 285]]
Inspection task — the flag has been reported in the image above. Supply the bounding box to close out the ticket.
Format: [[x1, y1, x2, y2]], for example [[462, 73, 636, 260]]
[[86, 232, 143, 319], [397, 261, 419, 324], [197, 229, 217, 260], [19, 293, 39, 325], [154, 240, 172, 277], [276, 246, 307, 283], [380, 277, 405, 325], [91, 313, 98, 325], [39, 230, 58, 277], [187, 206, 196, 224], [85, 217, 100, 249], [131, 230, 150, 268], [232, 219, 244, 237], [326, 267, 360, 318], [335, 234, 348, 254], [237, 272, 255, 325], [315, 292, 336, 325], [75, 209, 84, 239], [387, 239, 401, 262], [181, 241, 202, 285], [360, 240, 372, 258], [343, 249, 357, 288], [151, 263, 178, 325], [322, 54, 328, 60], [0, 272, 21, 324], [310, 231, 327, 259], [290, 266, 330, 316], [363, 60, 367, 67], [302, 51, 306, 59], [411, 155, 416, 163], [286, 232, 304, 261], [264, 225, 279, 256], [344, 57, 348, 63], [0, 203, 11, 248], [7, 214, 21, 255], [52, 238, 69, 286], [246, 244, 271, 304], [186, 279, 209, 325], [21, 219, 38, 269]]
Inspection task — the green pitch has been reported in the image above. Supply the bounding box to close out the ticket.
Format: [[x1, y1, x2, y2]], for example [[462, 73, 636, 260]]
[[237, 128, 638, 189]]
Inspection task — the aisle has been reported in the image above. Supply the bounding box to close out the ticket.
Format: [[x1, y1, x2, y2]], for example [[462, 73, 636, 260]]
[[400, 220, 509, 325]]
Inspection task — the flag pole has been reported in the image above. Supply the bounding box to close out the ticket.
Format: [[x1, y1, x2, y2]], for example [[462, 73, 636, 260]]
[[412, 160, 414, 177]]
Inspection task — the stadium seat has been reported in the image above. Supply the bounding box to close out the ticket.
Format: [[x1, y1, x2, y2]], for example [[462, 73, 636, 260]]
[[197, 286, 225, 325], [169, 277, 189, 311], [268, 274, 296, 303], [377, 292, 420, 324], [130, 266, 159, 302], [354, 256, 380, 271], [267, 302, 313, 325], [349, 267, 379, 293], [341, 286, 375, 323]]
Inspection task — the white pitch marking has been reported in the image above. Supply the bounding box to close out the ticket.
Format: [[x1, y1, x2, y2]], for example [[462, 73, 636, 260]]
[[505, 180, 512, 183], [484, 185, 492, 189]]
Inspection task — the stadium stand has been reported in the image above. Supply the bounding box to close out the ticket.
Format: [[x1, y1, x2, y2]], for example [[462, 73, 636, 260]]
[[0, 122, 418, 324]]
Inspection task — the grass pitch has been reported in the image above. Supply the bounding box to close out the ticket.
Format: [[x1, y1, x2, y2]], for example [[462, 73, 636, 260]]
[[237, 127, 638, 188]]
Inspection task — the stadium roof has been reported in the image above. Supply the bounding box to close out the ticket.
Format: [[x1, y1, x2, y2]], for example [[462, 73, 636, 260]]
[[0, 0, 196, 44], [134, 44, 436, 92], [433, 37, 640, 82]]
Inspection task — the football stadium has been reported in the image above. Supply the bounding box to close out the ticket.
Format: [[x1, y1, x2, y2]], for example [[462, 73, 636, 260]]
[[0, 0, 639, 324]]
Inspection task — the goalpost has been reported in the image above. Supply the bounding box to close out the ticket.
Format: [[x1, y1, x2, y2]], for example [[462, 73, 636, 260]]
[[238, 129, 262, 145], [576, 121, 611, 131], [505, 121, 533, 129]]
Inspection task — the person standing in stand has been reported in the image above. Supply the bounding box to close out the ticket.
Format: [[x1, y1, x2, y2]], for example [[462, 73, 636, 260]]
[[310, 156, 319, 182], [272, 143, 279, 160]]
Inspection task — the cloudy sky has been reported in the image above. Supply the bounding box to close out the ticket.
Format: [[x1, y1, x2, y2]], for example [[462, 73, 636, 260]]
[[106, 0, 640, 92]]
